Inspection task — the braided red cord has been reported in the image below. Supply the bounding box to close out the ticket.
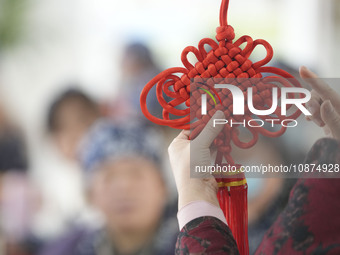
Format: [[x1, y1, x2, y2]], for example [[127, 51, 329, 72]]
[[140, 0, 302, 164]]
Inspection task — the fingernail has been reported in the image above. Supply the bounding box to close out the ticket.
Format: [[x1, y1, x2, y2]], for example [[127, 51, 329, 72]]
[[300, 66, 307, 72], [301, 66, 318, 78]]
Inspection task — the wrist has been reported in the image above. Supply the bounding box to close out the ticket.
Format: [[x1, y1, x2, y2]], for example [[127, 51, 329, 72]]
[[178, 182, 220, 210]]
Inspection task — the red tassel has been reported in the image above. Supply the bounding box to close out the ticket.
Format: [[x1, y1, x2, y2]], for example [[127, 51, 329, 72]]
[[218, 184, 249, 255]]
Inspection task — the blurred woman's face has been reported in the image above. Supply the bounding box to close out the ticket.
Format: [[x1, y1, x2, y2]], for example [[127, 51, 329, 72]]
[[53, 100, 97, 160], [90, 157, 166, 233]]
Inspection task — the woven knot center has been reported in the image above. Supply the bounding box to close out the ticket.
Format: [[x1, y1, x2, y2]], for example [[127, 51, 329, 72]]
[[216, 25, 235, 42]]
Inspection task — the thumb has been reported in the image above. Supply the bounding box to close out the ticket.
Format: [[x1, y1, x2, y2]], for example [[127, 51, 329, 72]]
[[194, 110, 225, 148], [320, 100, 340, 140]]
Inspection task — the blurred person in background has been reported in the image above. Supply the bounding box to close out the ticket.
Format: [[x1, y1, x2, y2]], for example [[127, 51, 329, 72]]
[[104, 42, 162, 121], [36, 87, 103, 242], [40, 119, 177, 255], [47, 88, 101, 161], [0, 103, 42, 255]]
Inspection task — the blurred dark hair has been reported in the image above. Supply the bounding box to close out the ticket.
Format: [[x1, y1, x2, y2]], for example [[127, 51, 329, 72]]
[[47, 88, 98, 133], [0, 131, 28, 172], [123, 42, 155, 68]]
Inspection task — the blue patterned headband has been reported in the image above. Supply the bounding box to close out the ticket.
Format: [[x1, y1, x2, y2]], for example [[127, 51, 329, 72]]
[[79, 118, 164, 175]]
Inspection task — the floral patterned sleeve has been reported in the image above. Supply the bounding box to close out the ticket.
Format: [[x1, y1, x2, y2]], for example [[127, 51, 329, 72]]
[[175, 216, 240, 255], [255, 138, 340, 255]]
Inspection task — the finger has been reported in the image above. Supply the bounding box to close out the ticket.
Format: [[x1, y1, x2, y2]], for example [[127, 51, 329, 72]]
[[300, 66, 318, 79], [310, 89, 323, 104], [194, 110, 225, 148], [300, 66, 340, 110], [323, 125, 332, 137], [305, 90, 323, 121], [306, 97, 325, 127], [175, 129, 191, 140], [320, 100, 340, 140], [168, 130, 190, 153]]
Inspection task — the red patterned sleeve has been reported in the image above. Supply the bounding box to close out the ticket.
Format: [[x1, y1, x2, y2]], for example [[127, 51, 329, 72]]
[[175, 216, 240, 255], [255, 138, 340, 255]]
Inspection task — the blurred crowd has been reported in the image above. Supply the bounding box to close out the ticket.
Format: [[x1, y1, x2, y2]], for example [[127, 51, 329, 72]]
[[0, 42, 174, 255]]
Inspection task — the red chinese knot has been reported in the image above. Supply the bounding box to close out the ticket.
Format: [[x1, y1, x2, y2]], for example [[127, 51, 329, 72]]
[[140, 0, 302, 166], [140, 1, 302, 254]]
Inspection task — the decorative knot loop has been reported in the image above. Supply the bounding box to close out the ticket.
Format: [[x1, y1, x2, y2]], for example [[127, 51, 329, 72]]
[[216, 25, 235, 42]]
